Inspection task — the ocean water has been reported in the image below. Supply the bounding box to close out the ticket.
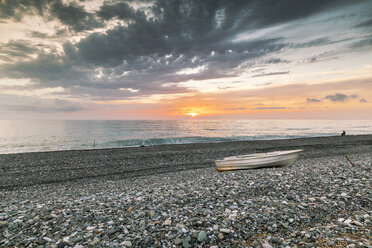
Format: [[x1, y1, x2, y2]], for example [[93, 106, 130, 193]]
[[0, 119, 371, 154]]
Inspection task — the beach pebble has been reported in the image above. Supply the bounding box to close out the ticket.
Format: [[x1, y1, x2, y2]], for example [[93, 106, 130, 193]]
[[262, 242, 273, 248], [198, 231, 207, 241], [220, 228, 231, 233], [163, 219, 172, 226], [57, 242, 68, 248], [182, 236, 191, 248], [174, 237, 182, 245], [121, 241, 132, 247], [1, 136, 371, 247]]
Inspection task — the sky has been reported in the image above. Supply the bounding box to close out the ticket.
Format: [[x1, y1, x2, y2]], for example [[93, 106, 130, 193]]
[[0, 0, 372, 120]]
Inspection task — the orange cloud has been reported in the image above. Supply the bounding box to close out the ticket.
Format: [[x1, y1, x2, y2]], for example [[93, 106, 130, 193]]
[[156, 77, 372, 119], [83, 76, 372, 120]]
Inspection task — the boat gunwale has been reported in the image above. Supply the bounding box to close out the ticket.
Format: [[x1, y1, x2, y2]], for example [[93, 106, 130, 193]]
[[215, 149, 303, 163]]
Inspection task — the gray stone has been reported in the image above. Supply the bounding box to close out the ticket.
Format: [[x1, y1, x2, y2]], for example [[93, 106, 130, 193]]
[[57, 241, 69, 248], [182, 236, 191, 248], [35, 239, 47, 245], [197, 231, 207, 242], [218, 233, 224, 240], [107, 229, 117, 235], [70, 236, 83, 243], [220, 228, 231, 233], [121, 240, 132, 247], [174, 237, 182, 245], [262, 242, 273, 248]]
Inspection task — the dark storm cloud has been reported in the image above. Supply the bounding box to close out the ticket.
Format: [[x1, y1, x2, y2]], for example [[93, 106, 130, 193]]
[[0, 0, 360, 32], [0, 52, 87, 87], [50, 1, 102, 32], [75, 0, 357, 64], [241, 0, 355, 26], [0, 0, 366, 100], [356, 18, 372, 28], [0, 0, 100, 32], [0, 40, 41, 59], [0, 0, 49, 21], [54, 36, 285, 97], [97, 2, 137, 21]]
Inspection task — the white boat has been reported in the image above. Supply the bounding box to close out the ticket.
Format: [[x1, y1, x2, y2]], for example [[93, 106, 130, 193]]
[[215, 149, 302, 171]]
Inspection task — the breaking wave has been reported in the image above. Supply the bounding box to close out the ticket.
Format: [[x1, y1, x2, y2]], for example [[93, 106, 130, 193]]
[[104, 135, 307, 148]]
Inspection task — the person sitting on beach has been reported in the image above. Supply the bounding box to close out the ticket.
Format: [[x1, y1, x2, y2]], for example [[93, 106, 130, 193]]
[[341, 130, 346, 136]]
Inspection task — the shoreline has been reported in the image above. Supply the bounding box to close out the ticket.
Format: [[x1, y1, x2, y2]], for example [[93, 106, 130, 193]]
[[0, 135, 371, 247], [1, 133, 371, 155], [1, 134, 372, 189], [1, 133, 372, 156]]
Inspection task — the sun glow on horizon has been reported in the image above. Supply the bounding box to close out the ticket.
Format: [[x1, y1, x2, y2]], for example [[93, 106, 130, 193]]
[[186, 112, 198, 117]]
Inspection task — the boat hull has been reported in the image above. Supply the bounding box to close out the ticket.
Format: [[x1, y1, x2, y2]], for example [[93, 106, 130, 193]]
[[215, 149, 302, 171]]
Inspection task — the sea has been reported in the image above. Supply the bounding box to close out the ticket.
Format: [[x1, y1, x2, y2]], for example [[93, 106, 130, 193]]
[[0, 119, 371, 154]]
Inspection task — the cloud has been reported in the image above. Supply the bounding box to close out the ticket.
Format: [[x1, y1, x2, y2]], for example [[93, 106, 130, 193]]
[[292, 37, 354, 50], [251, 71, 290, 78], [255, 82, 273, 86], [252, 107, 289, 110], [220, 0, 355, 29], [304, 51, 338, 64], [307, 94, 365, 104], [307, 98, 321, 103], [0, 0, 49, 21], [360, 98, 367, 103], [325, 93, 360, 102], [0, 0, 100, 32], [0, 40, 42, 62], [0, 0, 361, 34], [239, 79, 372, 101], [225, 107, 248, 110], [0, 94, 85, 113], [0, 0, 369, 103], [350, 37, 372, 48], [50, 1, 102, 32], [29, 31, 48, 38], [2, 32, 286, 99], [356, 18, 372, 28], [264, 58, 290, 64], [0, 52, 86, 86], [135, 77, 372, 118], [292, 37, 331, 48], [325, 93, 348, 102], [97, 2, 137, 21]]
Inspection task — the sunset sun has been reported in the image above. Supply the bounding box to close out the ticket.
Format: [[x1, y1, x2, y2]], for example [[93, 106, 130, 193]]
[[187, 112, 198, 117]]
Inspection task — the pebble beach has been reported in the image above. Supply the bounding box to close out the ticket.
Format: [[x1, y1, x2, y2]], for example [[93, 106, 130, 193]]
[[0, 135, 371, 248]]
